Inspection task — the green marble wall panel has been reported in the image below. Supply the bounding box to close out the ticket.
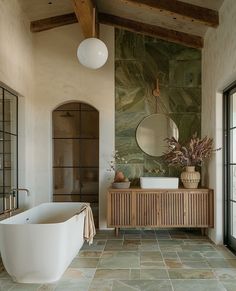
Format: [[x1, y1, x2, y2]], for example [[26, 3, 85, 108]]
[[115, 29, 201, 184]]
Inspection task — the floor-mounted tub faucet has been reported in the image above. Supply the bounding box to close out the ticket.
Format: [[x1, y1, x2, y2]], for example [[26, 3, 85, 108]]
[[1, 188, 30, 217], [9, 188, 30, 197]]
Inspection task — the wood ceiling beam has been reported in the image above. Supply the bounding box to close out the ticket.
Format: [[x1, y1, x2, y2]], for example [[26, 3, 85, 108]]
[[73, 0, 98, 38], [120, 0, 219, 28], [30, 13, 77, 33], [99, 13, 203, 49], [30, 12, 203, 48]]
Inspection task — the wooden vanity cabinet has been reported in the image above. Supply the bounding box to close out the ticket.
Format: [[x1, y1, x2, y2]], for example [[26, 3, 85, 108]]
[[107, 188, 214, 235]]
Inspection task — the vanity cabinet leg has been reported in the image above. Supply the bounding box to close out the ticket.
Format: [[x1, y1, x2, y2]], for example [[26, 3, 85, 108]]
[[115, 227, 119, 237], [201, 228, 206, 236]]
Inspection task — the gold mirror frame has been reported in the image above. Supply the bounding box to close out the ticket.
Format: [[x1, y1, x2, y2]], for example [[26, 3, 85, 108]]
[[136, 113, 179, 157]]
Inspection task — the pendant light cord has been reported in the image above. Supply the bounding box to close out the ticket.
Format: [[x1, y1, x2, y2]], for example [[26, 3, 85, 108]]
[[92, 7, 96, 38]]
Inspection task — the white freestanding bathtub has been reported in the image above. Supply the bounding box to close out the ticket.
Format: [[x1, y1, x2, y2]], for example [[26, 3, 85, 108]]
[[0, 202, 86, 283]]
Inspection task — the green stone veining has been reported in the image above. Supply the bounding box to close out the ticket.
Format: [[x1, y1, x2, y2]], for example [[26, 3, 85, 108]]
[[115, 29, 201, 184]]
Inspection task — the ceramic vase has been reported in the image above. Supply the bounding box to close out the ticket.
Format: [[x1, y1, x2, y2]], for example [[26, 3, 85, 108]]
[[180, 166, 200, 189]]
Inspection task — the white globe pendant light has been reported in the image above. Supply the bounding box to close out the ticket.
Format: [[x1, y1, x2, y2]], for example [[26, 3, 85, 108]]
[[77, 37, 108, 69]]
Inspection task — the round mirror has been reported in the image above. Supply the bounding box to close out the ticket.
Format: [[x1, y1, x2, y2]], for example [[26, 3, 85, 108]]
[[136, 114, 179, 157]]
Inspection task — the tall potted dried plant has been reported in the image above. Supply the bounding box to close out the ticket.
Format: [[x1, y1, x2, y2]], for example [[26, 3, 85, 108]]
[[163, 134, 218, 188]]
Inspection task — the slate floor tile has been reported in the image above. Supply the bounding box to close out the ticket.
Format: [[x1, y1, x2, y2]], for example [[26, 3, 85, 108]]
[[214, 268, 236, 279], [1, 230, 236, 291], [177, 251, 204, 261], [112, 279, 172, 291], [168, 268, 215, 279], [220, 280, 236, 291], [94, 269, 130, 280], [88, 279, 113, 291], [207, 259, 236, 268], [171, 279, 226, 291]]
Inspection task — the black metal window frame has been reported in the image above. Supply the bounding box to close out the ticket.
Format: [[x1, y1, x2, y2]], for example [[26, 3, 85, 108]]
[[223, 80, 236, 249], [0, 85, 18, 210]]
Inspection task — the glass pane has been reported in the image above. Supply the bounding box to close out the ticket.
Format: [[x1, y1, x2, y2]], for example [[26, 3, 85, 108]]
[[4, 134, 17, 190], [230, 129, 236, 163], [4, 133, 17, 168], [232, 202, 236, 238], [53, 111, 80, 138], [79, 194, 98, 203], [0, 167, 3, 193], [80, 111, 99, 138], [0, 132, 3, 169], [81, 103, 96, 111], [0, 88, 3, 131], [53, 194, 81, 202], [231, 165, 236, 201], [0, 195, 3, 213], [230, 92, 236, 128], [80, 168, 99, 195], [0, 153, 3, 192], [56, 103, 80, 111], [54, 139, 80, 167], [4, 91, 17, 134], [80, 140, 99, 167], [53, 168, 80, 195]]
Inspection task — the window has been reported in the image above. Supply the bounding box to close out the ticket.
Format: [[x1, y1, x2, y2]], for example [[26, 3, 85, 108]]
[[0, 86, 18, 212]]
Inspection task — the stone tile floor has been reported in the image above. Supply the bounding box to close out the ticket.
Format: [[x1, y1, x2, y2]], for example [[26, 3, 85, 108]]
[[0, 229, 236, 290]]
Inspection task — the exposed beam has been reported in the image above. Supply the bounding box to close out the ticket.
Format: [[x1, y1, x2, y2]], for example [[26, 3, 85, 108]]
[[120, 0, 219, 28], [30, 13, 77, 33], [73, 0, 98, 38], [30, 12, 203, 48], [99, 13, 203, 49]]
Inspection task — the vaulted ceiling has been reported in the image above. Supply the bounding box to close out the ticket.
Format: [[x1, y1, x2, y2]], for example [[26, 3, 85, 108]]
[[18, 0, 225, 49]]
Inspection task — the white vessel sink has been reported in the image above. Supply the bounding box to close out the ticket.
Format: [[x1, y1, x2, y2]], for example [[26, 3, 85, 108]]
[[140, 177, 179, 189]]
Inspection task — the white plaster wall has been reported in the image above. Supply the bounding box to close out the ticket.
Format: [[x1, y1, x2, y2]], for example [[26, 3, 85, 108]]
[[202, 0, 236, 244], [0, 0, 35, 208], [33, 24, 115, 228]]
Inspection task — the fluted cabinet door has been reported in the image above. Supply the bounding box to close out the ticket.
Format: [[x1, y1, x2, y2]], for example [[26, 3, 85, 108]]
[[184, 190, 214, 227], [107, 191, 132, 226], [136, 192, 160, 226], [159, 192, 185, 227], [107, 189, 214, 229]]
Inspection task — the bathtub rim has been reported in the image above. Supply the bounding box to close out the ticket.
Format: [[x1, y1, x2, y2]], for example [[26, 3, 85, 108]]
[[0, 202, 88, 225]]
